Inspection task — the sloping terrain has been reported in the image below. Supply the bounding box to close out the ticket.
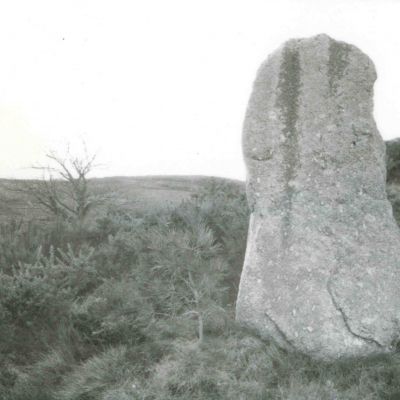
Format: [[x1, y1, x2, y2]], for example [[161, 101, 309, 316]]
[[0, 175, 244, 222]]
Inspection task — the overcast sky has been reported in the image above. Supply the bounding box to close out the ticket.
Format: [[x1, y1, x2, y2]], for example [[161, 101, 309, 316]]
[[0, 0, 399, 179]]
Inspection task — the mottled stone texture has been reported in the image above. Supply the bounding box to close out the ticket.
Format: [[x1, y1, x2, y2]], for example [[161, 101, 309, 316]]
[[236, 34, 400, 360]]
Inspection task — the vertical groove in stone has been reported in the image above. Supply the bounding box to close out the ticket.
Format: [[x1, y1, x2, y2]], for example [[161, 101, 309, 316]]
[[275, 46, 301, 246], [328, 40, 350, 95]]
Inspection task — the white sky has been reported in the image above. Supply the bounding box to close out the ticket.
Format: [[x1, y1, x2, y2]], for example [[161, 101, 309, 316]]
[[0, 0, 399, 179]]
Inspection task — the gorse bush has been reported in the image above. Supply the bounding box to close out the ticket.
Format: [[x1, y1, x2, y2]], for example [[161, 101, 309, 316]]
[[71, 277, 154, 346], [165, 180, 249, 303], [0, 220, 44, 271], [0, 243, 100, 364], [2, 178, 400, 399], [57, 346, 138, 400]]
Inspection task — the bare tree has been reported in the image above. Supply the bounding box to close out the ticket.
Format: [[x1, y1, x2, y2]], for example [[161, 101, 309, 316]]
[[12, 147, 105, 224]]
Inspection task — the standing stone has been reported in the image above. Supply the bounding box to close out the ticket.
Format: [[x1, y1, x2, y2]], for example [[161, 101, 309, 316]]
[[236, 34, 400, 360]]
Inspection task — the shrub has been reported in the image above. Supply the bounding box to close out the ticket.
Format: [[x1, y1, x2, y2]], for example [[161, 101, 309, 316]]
[[0, 244, 98, 362], [91, 230, 141, 279], [9, 350, 74, 400], [0, 263, 71, 361], [57, 346, 138, 400], [169, 179, 249, 302], [0, 220, 46, 272], [149, 330, 278, 399], [71, 278, 154, 347]]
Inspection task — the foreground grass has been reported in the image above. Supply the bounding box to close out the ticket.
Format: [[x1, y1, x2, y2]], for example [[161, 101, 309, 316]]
[[5, 328, 400, 400], [1, 179, 400, 399]]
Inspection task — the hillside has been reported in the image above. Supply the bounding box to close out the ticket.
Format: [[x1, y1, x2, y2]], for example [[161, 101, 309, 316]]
[[0, 175, 245, 222], [1, 138, 399, 224]]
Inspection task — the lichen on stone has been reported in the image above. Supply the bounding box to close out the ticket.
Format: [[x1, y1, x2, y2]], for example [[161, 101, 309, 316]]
[[275, 45, 301, 245]]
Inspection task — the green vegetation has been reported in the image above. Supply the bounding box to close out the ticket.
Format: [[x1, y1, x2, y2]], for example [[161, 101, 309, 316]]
[[1, 176, 400, 399]]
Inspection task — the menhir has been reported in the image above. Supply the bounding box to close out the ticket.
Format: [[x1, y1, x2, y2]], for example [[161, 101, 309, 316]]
[[236, 34, 400, 361]]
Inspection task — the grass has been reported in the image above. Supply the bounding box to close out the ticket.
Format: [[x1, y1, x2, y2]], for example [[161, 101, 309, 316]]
[[0, 173, 400, 399]]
